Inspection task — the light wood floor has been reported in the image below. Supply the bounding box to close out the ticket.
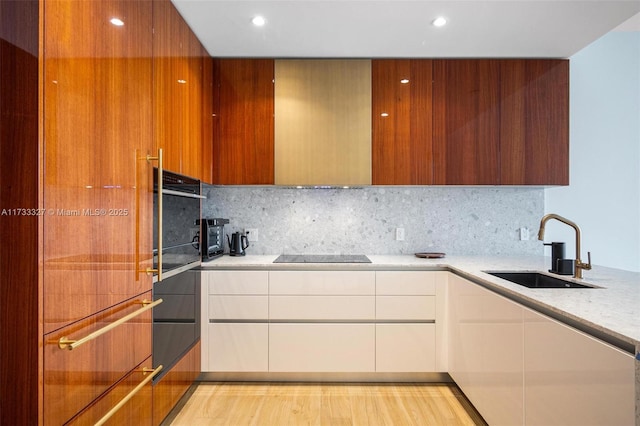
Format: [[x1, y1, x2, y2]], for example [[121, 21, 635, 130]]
[[168, 382, 487, 426]]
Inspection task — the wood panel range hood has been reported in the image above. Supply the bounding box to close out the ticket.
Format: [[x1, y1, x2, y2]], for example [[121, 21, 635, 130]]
[[274, 59, 372, 186]]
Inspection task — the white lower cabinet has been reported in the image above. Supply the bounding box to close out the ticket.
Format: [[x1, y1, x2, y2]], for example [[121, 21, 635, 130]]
[[449, 272, 636, 426], [376, 324, 436, 372], [269, 323, 376, 372], [202, 271, 269, 372], [523, 308, 635, 426], [448, 273, 524, 426], [208, 323, 269, 372]]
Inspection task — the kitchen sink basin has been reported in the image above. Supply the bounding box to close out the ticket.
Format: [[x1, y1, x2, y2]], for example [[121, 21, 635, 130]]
[[485, 271, 597, 289]]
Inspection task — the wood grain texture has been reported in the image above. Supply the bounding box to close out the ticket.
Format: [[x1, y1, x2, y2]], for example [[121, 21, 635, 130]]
[[215, 59, 274, 185], [201, 53, 214, 184], [500, 60, 569, 185], [153, 0, 187, 174], [274, 59, 372, 186], [372, 59, 433, 185], [43, 293, 153, 426], [169, 382, 487, 426], [153, 340, 201, 426], [433, 60, 501, 185], [67, 357, 153, 425], [0, 0, 41, 424], [182, 30, 203, 180], [42, 0, 154, 334]]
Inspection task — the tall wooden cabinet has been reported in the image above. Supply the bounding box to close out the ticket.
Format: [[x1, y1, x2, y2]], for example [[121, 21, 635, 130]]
[[1, 0, 206, 424]]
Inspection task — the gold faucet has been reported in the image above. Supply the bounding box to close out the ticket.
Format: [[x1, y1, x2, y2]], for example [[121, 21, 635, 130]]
[[537, 213, 592, 279]]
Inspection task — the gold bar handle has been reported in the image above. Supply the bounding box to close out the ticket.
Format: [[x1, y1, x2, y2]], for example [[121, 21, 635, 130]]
[[58, 298, 163, 350], [141, 149, 163, 281], [94, 364, 163, 426]]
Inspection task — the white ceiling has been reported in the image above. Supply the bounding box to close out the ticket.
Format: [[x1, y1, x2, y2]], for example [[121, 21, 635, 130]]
[[172, 1, 640, 58]]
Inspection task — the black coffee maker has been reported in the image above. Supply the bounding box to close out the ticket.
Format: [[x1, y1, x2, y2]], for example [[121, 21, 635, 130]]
[[227, 232, 249, 256]]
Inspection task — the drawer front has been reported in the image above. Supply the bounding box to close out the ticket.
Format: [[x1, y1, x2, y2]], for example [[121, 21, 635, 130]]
[[44, 292, 152, 425], [206, 270, 269, 295], [154, 294, 196, 321], [270, 296, 375, 320], [209, 295, 269, 320], [269, 271, 375, 295], [269, 323, 375, 372], [376, 271, 437, 295], [376, 296, 436, 320], [376, 324, 436, 372], [67, 357, 153, 425], [154, 270, 197, 295], [207, 323, 269, 372]]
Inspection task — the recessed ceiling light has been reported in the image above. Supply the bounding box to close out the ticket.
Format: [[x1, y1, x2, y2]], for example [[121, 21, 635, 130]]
[[400, 79, 409, 84], [110, 18, 124, 26], [432, 17, 447, 27], [381, 113, 389, 117], [251, 16, 266, 27], [177, 79, 187, 84]]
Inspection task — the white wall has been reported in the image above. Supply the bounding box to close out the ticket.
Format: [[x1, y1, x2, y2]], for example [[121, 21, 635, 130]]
[[545, 32, 640, 272]]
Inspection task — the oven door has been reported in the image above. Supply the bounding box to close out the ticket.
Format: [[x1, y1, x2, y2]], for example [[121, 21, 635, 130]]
[[153, 170, 204, 280]]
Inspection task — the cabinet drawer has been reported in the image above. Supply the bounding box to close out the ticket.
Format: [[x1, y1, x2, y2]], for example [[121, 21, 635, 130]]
[[207, 323, 268, 372], [269, 271, 375, 295], [376, 324, 436, 372], [209, 295, 269, 320], [206, 270, 269, 294], [270, 296, 375, 320], [67, 357, 153, 425], [376, 271, 437, 295], [269, 324, 375, 372], [44, 293, 152, 425], [376, 296, 436, 320], [154, 294, 196, 321]]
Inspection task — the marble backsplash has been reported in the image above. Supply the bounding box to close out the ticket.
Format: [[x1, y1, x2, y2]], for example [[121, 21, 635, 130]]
[[202, 186, 545, 256]]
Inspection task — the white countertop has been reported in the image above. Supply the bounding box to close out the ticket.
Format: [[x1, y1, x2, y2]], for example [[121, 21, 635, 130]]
[[201, 254, 640, 351]]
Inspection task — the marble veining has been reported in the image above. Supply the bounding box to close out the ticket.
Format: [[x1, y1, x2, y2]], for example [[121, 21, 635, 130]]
[[203, 186, 544, 256]]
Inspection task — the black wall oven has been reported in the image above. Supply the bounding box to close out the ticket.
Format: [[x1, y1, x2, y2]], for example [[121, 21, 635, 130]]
[[153, 169, 202, 277], [152, 169, 204, 381]]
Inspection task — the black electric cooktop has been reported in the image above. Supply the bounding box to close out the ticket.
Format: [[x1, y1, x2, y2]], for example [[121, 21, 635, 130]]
[[273, 254, 371, 264]]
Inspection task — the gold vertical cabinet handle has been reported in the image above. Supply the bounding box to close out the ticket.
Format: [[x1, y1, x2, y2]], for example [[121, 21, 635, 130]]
[[94, 364, 163, 426], [57, 299, 163, 350], [141, 149, 163, 282]]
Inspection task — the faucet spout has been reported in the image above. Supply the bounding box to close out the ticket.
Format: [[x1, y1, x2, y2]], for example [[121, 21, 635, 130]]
[[537, 213, 592, 279]]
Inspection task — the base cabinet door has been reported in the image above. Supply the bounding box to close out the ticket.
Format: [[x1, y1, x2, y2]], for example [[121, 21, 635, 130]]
[[448, 274, 524, 426], [207, 323, 269, 372], [269, 324, 375, 372], [376, 324, 435, 372], [524, 309, 635, 426]]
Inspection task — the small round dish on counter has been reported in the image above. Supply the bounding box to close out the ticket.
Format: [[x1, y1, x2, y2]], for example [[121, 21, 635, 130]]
[[414, 252, 446, 259]]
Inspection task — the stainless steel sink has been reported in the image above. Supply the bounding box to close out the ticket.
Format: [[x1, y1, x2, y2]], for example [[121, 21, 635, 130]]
[[485, 271, 597, 289]]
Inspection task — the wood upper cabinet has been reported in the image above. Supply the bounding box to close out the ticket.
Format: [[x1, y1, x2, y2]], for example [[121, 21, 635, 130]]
[[182, 31, 203, 180], [153, 0, 187, 174], [500, 60, 569, 185], [213, 59, 275, 185], [433, 59, 569, 185], [153, 0, 207, 180], [433, 60, 501, 185], [201, 52, 215, 184], [372, 59, 434, 185]]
